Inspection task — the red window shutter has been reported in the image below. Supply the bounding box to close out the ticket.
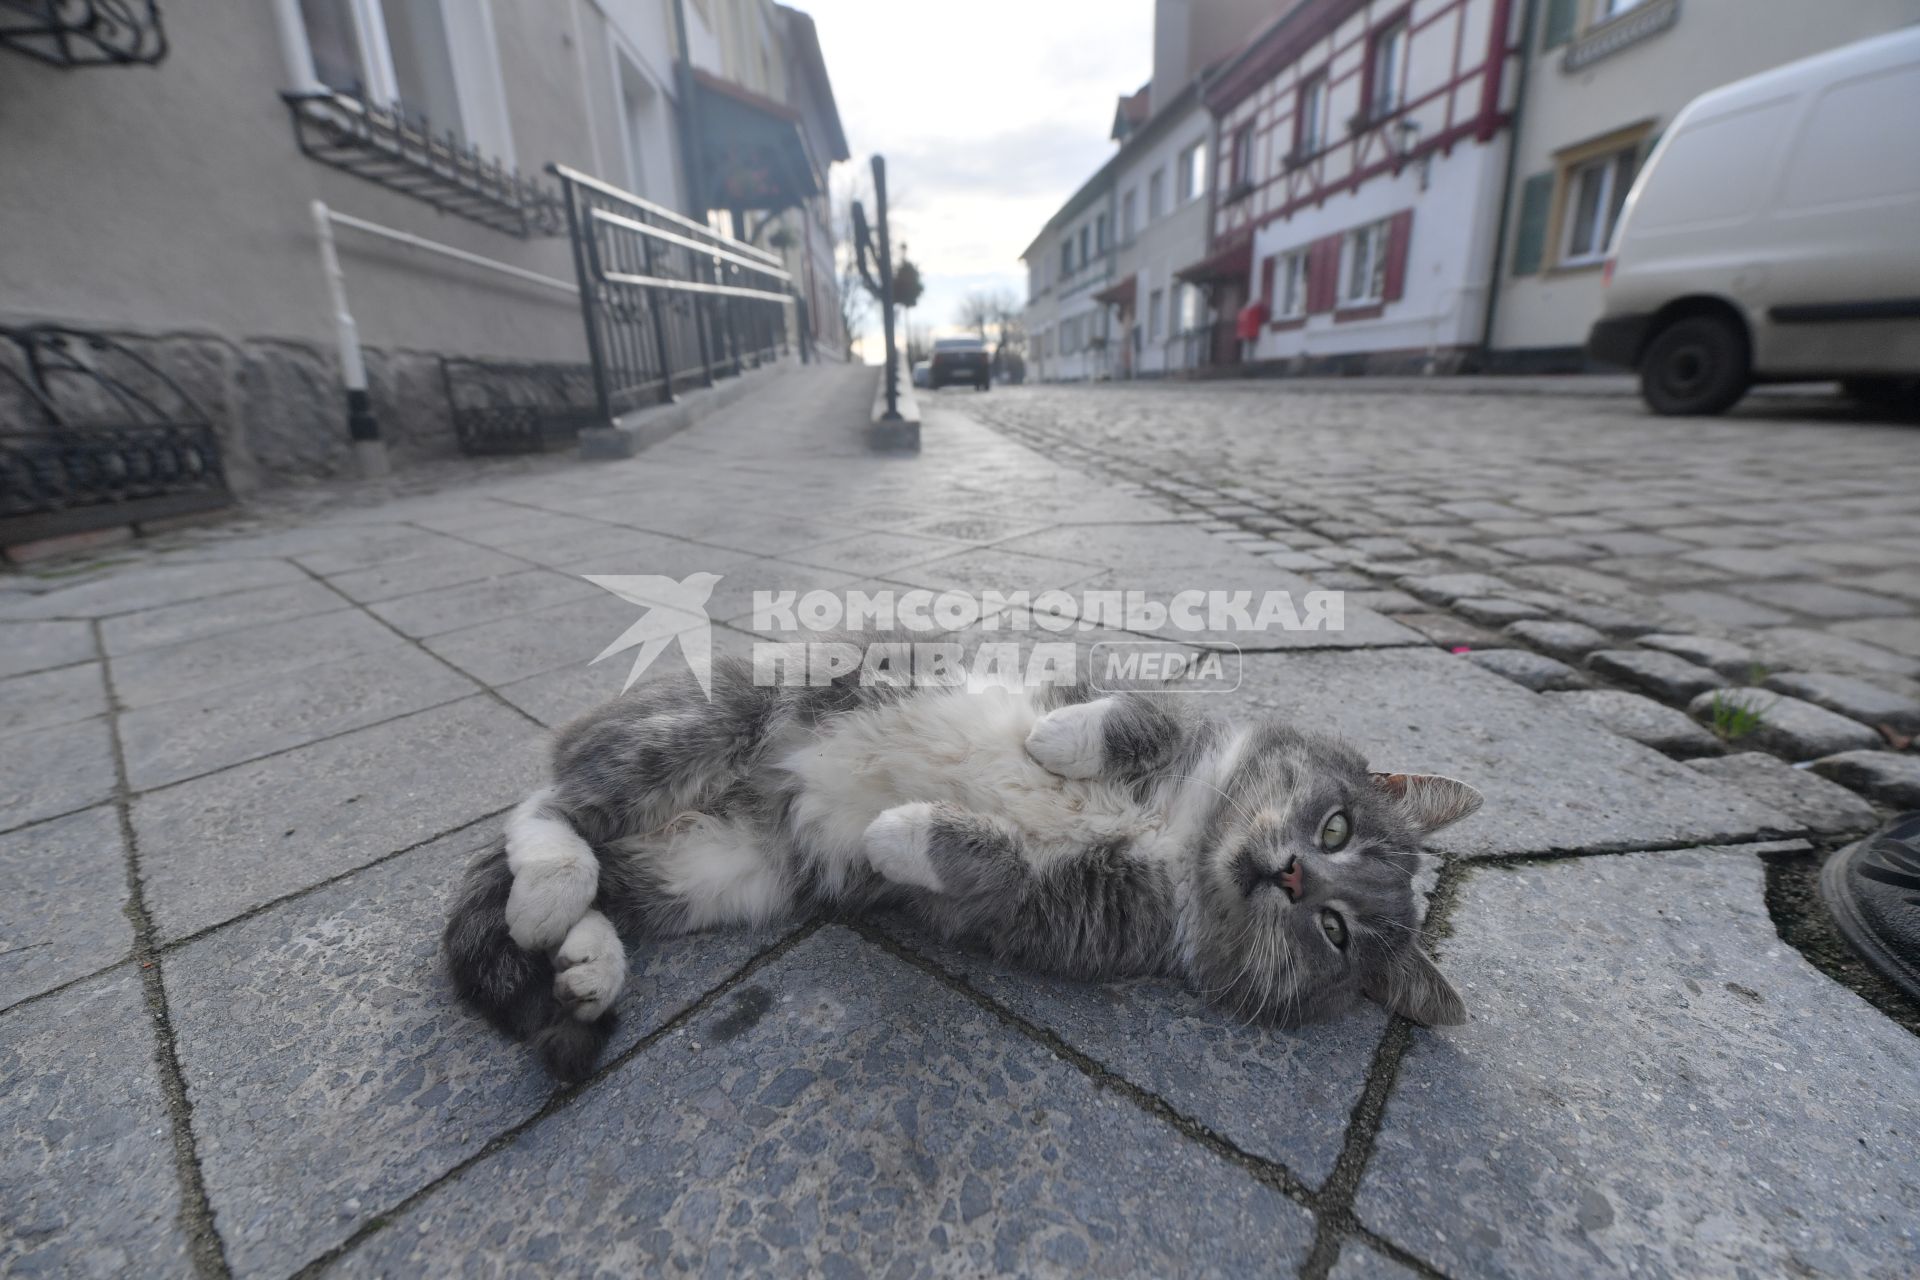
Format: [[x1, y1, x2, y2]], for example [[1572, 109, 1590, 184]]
[[1308, 235, 1340, 313], [1383, 210, 1414, 302]]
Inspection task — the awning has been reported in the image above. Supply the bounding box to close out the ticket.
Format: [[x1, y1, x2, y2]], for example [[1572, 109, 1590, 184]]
[[1092, 276, 1137, 309], [692, 69, 818, 209], [1175, 238, 1253, 284]]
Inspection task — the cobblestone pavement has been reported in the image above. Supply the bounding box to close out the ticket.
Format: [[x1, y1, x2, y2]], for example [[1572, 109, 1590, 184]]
[[3, 365, 1918, 1278]]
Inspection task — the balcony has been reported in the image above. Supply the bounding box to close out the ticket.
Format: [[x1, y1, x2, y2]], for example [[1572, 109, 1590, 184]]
[[284, 91, 564, 238]]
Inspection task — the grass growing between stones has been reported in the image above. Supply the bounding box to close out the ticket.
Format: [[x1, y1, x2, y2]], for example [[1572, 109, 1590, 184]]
[[1707, 691, 1770, 744]]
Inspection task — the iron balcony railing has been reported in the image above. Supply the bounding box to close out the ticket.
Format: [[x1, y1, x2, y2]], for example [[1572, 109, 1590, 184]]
[[549, 163, 792, 421], [0, 0, 167, 67]]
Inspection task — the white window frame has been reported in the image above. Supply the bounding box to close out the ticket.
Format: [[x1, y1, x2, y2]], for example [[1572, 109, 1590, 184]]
[[1595, 0, 1646, 20], [1277, 249, 1309, 318], [290, 0, 515, 165], [1369, 19, 1407, 119], [1559, 147, 1636, 266], [1177, 141, 1206, 204], [1340, 219, 1390, 306], [1298, 75, 1328, 154]]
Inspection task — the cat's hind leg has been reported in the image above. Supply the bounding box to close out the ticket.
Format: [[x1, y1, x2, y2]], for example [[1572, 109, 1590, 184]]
[[504, 786, 600, 952]]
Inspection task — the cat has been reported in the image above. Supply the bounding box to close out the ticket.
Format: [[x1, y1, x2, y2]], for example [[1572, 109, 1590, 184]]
[[444, 650, 1481, 1082]]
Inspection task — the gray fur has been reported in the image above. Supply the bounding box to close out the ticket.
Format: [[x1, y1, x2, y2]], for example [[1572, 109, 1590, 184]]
[[445, 653, 1479, 1081]]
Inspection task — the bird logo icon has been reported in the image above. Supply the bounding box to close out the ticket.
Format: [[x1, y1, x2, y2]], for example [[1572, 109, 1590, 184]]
[[583, 571, 724, 696]]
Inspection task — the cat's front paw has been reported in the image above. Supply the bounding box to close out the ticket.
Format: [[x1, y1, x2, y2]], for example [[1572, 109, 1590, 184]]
[[1024, 699, 1112, 779], [553, 910, 626, 1020], [862, 803, 945, 892]]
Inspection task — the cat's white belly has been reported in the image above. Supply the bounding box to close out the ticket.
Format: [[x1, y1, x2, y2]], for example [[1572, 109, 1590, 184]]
[[775, 686, 1162, 895]]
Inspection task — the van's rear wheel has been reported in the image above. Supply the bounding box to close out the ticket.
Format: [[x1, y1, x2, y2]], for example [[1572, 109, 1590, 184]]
[[1639, 314, 1749, 416]]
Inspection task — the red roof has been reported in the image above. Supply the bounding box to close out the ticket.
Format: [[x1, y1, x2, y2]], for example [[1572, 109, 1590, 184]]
[[1110, 83, 1151, 141]]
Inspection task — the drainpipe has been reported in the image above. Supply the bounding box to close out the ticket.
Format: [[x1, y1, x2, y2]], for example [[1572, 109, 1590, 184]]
[[311, 200, 389, 478], [1478, 0, 1534, 368]]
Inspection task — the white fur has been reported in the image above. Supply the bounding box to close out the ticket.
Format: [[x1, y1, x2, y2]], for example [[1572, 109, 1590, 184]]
[[1023, 698, 1113, 779], [776, 685, 1160, 899], [504, 787, 599, 951], [646, 813, 792, 931], [863, 803, 944, 892], [553, 909, 625, 1019]]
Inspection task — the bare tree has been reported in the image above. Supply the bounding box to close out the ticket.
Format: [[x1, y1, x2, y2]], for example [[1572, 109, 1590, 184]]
[[833, 171, 872, 361]]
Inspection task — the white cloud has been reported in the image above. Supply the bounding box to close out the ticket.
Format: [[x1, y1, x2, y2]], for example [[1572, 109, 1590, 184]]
[[795, 0, 1152, 346]]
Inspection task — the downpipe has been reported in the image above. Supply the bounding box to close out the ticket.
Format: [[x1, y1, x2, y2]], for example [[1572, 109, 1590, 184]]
[[311, 200, 389, 479]]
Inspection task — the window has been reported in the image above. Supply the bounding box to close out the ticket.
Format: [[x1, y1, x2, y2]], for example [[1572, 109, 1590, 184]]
[[1277, 249, 1309, 318], [1228, 123, 1255, 195], [1120, 188, 1137, 242], [1367, 18, 1408, 120], [1594, 0, 1646, 20], [1148, 288, 1165, 341], [1177, 141, 1206, 203], [1341, 219, 1391, 305], [1560, 147, 1638, 265], [1177, 283, 1204, 332], [1296, 74, 1328, 156], [1060, 239, 1073, 278], [296, 0, 512, 161], [1095, 213, 1109, 254], [1147, 169, 1166, 220], [1078, 225, 1091, 267]]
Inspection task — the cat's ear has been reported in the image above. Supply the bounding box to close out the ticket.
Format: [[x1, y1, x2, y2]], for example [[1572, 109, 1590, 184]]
[[1364, 947, 1467, 1026], [1370, 772, 1483, 833]]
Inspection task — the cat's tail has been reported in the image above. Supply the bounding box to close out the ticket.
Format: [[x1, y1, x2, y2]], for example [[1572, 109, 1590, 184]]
[[442, 838, 614, 1083]]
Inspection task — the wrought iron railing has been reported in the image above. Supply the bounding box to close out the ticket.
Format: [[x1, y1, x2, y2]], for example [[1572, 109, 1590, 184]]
[[285, 92, 565, 239], [439, 357, 598, 455], [549, 163, 792, 421], [0, 326, 227, 544], [0, 0, 166, 66]]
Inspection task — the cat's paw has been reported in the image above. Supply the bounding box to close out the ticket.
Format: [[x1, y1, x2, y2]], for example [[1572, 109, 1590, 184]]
[[504, 792, 599, 952], [863, 803, 945, 892], [553, 910, 626, 1020], [1024, 699, 1112, 779]]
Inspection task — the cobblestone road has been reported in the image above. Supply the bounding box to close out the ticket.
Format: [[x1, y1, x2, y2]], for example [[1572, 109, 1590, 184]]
[[3, 366, 1918, 1278]]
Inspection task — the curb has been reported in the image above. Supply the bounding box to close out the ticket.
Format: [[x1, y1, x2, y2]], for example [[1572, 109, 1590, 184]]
[[868, 356, 921, 451], [579, 359, 798, 460]]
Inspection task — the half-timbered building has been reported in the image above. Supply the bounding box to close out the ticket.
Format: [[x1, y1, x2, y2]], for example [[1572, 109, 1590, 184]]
[[1185, 0, 1523, 373]]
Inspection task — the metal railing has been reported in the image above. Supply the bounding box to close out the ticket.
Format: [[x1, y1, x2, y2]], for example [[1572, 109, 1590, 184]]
[[550, 164, 793, 422], [850, 155, 901, 420]]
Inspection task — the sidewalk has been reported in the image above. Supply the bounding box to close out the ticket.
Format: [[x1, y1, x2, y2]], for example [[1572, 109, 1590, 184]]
[[2, 363, 1916, 1278]]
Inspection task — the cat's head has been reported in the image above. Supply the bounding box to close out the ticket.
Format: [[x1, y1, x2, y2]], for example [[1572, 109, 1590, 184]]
[[1186, 726, 1479, 1029]]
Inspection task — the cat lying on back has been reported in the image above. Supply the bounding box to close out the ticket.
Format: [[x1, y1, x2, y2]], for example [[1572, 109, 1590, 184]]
[[444, 653, 1481, 1082]]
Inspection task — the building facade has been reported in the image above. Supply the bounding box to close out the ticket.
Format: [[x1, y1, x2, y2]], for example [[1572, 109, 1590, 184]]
[[1487, 0, 1920, 365], [1021, 173, 1117, 384], [1194, 0, 1523, 374], [0, 0, 845, 495]]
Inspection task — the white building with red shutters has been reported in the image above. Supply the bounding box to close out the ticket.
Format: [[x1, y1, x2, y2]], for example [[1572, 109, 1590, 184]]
[[1186, 0, 1524, 373]]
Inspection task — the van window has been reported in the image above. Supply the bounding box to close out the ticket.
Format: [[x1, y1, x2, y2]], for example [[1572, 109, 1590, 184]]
[[1628, 98, 1795, 230], [1780, 63, 1920, 209]]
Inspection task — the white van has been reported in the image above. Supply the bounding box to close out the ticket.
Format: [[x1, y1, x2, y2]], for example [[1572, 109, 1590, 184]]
[[1588, 26, 1920, 415]]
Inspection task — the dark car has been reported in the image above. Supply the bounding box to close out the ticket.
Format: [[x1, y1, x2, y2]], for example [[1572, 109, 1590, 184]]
[[929, 337, 990, 391]]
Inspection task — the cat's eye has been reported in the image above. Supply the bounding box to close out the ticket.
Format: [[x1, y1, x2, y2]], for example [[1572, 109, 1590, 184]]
[[1319, 909, 1348, 949], [1319, 809, 1352, 852]]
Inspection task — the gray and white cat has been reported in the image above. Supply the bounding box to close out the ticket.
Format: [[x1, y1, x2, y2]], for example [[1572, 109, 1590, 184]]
[[444, 653, 1481, 1082]]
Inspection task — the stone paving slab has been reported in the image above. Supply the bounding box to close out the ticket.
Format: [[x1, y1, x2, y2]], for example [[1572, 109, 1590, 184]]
[[420, 591, 666, 686], [892, 929, 1388, 1188], [1357, 846, 1920, 1279], [132, 696, 542, 942], [365, 566, 600, 639], [0, 968, 192, 1278], [117, 644, 479, 791], [2, 715, 117, 832], [0, 661, 106, 737], [163, 820, 782, 1279], [1329, 1240, 1421, 1279], [321, 542, 531, 604], [337, 928, 1317, 1279], [0, 557, 305, 622], [106, 609, 405, 711], [98, 580, 346, 656], [1236, 649, 1791, 856], [0, 619, 95, 678], [0, 805, 130, 1008]]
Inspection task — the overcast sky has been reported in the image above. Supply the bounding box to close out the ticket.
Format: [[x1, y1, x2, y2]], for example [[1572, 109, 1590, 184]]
[[795, 0, 1154, 352]]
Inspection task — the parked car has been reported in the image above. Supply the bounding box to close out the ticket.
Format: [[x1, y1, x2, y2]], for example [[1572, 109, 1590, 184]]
[[1589, 27, 1920, 415], [912, 360, 931, 389], [929, 337, 990, 390]]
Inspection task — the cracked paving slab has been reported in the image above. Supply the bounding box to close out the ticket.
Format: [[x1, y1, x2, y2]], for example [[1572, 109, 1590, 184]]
[[333, 927, 1317, 1278], [1357, 844, 1920, 1279], [162, 820, 786, 1279]]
